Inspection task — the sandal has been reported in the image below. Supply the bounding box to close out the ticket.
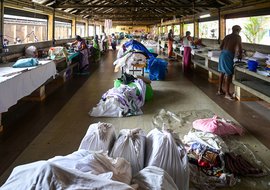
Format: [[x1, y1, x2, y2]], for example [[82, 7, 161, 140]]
[[225, 95, 236, 101], [216, 91, 225, 96]]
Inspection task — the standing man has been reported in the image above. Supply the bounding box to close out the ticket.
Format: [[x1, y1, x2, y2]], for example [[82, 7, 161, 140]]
[[218, 25, 242, 100], [167, 29, 174, 59]]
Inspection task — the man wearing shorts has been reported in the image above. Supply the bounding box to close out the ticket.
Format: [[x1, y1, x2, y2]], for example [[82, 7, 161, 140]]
[[218, 25, 242, 100]]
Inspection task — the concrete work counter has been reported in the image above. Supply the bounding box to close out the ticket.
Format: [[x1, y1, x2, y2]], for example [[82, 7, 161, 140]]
[[233, 65, 270, 102]]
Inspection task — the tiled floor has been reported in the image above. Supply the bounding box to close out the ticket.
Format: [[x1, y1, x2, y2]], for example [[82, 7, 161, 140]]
[[0, 50, 269, 189]]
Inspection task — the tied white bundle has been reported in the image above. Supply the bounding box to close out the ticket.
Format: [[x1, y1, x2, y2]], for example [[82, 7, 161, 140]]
[[110, 128, 146, 175], [145, 128, 189, 190], [79, 122, 116, 153]]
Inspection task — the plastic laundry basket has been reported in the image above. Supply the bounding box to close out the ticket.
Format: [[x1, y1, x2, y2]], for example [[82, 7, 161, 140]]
[[247, 60, 258, 72]]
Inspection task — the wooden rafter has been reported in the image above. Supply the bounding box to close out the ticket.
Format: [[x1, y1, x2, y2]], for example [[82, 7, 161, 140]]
[[11, 0, 251, 25], [55, 3, 217, 9]]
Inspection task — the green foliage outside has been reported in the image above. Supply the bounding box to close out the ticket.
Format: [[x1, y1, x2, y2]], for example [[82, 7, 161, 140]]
[[243, 17, 269, 44]]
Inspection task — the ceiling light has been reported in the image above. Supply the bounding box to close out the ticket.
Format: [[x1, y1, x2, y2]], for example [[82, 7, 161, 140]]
[[199, 14, 210, 18], [22, 7, 46, 14]]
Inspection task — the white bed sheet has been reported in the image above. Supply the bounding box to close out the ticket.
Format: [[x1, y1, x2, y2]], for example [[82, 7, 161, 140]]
[[0, 60, 56, 113]]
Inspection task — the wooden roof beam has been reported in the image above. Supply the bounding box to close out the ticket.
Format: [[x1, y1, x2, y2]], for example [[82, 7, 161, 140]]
[[86, 12, 184, 17], [55, 4, 217, 9]]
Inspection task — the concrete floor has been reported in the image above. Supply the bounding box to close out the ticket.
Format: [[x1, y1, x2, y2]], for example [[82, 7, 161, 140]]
[[0, 50, 269, 189]]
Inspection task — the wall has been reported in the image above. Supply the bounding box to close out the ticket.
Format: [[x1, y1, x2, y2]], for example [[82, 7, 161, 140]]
[[201, 39, 220, 49], [113, 25, 149, 34], [242, 43, 270, 54], [0, 39, 75, 63], [201, 39, 270, 55]]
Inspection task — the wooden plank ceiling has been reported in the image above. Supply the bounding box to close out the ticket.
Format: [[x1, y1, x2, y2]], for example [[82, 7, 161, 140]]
[[24, 0, 268, 25]]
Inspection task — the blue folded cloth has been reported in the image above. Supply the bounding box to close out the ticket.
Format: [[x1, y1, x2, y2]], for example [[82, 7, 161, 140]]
[[13, 58, 39, 68]]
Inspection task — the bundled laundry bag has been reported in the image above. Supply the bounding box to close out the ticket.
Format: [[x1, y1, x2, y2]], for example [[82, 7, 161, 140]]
[[148, 58, 168, 80], [49, 150, 132, 185], [145, 128, 189, 190], [13, 58, 39, 68], [110, 128, 146, 175], [114, 79, 153, 101], [132, 166, 178, 190], [78, 122, 116, 153], [1, 160, 134, 190]]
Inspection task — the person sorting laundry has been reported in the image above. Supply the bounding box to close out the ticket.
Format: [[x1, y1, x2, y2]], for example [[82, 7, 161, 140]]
[[217, 25, 242, 100], [72, 35, 89, 73]]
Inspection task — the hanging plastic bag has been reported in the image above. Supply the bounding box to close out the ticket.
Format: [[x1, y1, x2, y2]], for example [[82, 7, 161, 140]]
[[110, 128, 146, 175], [79, 122, 116, 153]]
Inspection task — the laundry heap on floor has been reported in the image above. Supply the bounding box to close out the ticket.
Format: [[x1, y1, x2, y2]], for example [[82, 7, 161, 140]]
[[152, 109, 269, 190], [2, 111, 269, 190], [90, 73, 153, 117], [115, 39, 168, 81], [1, 122, 189, 190]]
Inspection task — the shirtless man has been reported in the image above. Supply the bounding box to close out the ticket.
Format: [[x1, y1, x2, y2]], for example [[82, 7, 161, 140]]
[[218, 25, 242, 100]]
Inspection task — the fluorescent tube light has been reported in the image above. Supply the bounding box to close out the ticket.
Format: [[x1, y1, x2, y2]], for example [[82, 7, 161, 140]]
[[23, 7, 46, 14], [200, 14, 211, 18]]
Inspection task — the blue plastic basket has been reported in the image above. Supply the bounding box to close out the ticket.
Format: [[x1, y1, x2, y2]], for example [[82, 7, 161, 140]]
[[247, 60, 258, 72]]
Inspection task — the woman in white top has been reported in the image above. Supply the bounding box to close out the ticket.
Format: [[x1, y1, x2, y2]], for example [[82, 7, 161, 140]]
[[181, 31, 193, 73], [101, 33, 108, 52]]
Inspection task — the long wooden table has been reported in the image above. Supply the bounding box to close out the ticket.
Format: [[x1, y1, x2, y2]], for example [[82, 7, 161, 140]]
[[0, 60, 57, 131]]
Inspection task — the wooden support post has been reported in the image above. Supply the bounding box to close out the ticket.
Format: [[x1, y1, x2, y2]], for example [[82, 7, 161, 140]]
[[85, 21, 89, 37], [48, 9, 55, 45], [72, 17, 76, 38], [180, 23, 184, 37], [193, 58, 197, 69], [194, 21, 199, 39], [208, 71, 219, 83], [23, 85, 46, 101], [234, 86, 259, 101], [93, 23, 96, 36], [218, 9, 226, 43]]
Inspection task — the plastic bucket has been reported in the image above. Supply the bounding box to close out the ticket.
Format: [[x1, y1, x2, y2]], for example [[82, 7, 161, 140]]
[[247, 60, 258, 72]]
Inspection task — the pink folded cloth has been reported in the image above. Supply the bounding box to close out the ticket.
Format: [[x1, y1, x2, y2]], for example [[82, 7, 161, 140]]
[[193, 115, 243, 136]]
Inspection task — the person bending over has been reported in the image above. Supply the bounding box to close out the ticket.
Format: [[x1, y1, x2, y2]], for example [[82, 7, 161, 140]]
[[218, 25, 242, 100], [72, 35, 89, 73]]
